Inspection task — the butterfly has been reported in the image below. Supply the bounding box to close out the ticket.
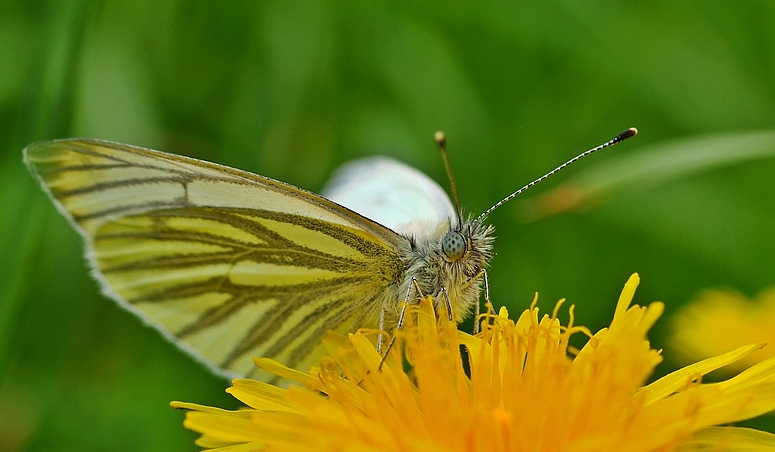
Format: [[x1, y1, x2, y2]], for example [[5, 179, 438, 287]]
[[23, 128, 636, 379]]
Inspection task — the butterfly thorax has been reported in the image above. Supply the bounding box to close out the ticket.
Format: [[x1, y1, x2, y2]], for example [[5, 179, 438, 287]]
[[393, 216, 494, 324]]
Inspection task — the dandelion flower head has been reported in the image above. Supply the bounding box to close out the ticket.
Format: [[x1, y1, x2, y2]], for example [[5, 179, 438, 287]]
[[173, 274, 775, 451]]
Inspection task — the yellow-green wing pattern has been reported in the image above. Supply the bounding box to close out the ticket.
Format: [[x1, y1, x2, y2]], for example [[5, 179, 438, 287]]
[[24, 139, 406, 378]]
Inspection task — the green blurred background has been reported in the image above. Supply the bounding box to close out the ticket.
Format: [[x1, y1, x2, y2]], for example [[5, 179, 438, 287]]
[[1, 1, 774, 450]]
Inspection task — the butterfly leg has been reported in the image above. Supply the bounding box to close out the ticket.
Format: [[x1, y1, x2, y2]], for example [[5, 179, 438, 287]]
[[473, 269, 493, 334], [378, 277, 423, 370], [377, 308, 386, 354], [440, 287, 454, 322], [474, 293, 481, 335], [483, 269, 492, 312]]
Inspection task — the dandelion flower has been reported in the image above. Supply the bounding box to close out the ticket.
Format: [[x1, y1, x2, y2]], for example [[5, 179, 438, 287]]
[[172, 274, 775, 451], [671, 286, 775, 374]]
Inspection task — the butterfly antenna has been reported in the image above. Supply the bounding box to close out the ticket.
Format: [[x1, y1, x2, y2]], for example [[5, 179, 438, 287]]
[[475, 127, 638, 223], [435, 131, 463, 228]]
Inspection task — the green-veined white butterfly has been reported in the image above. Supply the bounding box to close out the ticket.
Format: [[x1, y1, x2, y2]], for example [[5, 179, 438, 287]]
[[23, 128, 636, 379]]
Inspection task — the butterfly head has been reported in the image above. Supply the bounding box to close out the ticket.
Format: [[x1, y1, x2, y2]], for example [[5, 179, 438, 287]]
[[417, 216, 493, 321], [438, 217, 494, 280]]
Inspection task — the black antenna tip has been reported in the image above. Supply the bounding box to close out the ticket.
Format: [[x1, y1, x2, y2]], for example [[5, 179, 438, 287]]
[[434, 131, 446, 147], [616, 127, 638, 141]]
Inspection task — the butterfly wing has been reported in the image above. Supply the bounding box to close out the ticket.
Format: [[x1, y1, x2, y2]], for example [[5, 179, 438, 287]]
[[322, 156, 456, 239], [24, 139, 407, 379]]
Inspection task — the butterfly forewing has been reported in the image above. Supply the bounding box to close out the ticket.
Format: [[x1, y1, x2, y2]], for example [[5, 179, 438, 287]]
[[24, 139, 406, 378]]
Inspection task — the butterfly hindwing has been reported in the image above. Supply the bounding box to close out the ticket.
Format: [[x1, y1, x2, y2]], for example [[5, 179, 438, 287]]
[[321, 156, 457, 239], [24, 139, 406, 378]]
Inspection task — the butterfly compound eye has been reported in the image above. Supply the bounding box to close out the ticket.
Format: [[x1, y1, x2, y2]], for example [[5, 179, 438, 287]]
[[441, 231, 467, 261]]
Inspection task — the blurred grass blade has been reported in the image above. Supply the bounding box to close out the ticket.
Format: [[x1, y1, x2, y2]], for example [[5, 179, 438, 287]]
[[519, 129, 775, 222], [0, 160, 46, 381]]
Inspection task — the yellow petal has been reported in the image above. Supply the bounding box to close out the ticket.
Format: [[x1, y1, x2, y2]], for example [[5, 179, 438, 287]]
[[226, 379, 298, 413], [184, 411, 264, 443], [170, 401, 252, 418], [253, 357, 320, 388], [717, 355, 775, 390], [678, 427, 775, 451], [612, 273, 640, 323], [210, 443, 265, 451], [637, 342, 766, 406]]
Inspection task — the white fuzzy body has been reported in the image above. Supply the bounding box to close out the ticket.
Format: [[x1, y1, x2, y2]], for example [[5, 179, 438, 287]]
[[323, 156, 494, 324]]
